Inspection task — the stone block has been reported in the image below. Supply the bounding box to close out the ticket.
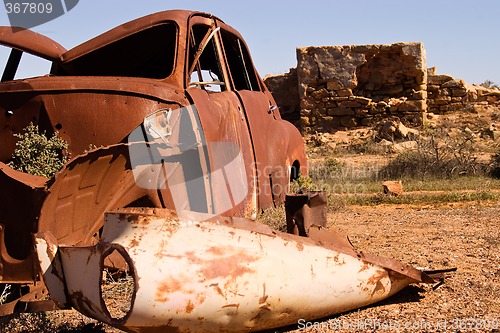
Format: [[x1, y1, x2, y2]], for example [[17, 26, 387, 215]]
[[311, 88, 330, 99], [412, 90, 427, 100], [451, 87, 467, 97], [338, 100, 363, 108], [300, 97, 316, 109], [352, 96, 372, 105], [330, 97, 349, 102], [326, 81, 342, 90], [435, 96, 451, 105], [354, 108, 369, 116], [337, 88, 353, 97], [382, 181, 403, 196], [428, 74, 454, 85], [487, 96, 500, 103], [442, 78, 465, 88], [397, 100, 427, 112]]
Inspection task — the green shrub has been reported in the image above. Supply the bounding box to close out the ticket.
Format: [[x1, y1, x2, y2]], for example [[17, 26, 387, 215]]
[[8, 123, 68, 178]]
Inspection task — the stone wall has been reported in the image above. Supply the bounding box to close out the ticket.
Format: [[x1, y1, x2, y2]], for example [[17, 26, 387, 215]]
[[427, 68, 500, 114], [264, 42, 500, 132], [298, 42, 427, 131], [263, 68, 300, 126]]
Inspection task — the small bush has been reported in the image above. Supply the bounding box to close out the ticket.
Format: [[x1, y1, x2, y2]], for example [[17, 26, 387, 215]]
[[380, 133, 485, 179], [8, 123, 68, 178], [256, 206, 286, 232], [309, 157, 345, 180]]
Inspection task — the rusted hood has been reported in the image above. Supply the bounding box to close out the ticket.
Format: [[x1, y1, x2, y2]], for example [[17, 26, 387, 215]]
[[0, 27, 66, 61], [0, 75, 184, 102]]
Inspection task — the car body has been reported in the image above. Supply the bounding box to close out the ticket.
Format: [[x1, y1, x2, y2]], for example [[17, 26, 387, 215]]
[[0, 10, 306, 290]]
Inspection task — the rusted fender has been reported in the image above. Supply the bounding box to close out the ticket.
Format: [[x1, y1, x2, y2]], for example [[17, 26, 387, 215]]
[[35, 209, 433, 333]]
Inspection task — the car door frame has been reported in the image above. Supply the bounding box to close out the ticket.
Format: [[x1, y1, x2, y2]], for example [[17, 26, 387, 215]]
[[184, 14, 258, 219]]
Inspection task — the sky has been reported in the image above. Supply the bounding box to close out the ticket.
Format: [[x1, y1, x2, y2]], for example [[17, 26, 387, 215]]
[[0, 0, 499, 85]]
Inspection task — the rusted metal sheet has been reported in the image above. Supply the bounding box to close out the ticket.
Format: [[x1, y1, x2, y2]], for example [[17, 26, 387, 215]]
[[0, 162, 47, 283], [35, 209, 433, 333], [0, 26, 66, 61], [0, 79, 185, 159], [285, 191, 328, 236]]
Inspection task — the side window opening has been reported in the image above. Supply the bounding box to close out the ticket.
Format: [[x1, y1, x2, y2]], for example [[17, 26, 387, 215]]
[[0, 47, 52, 81], [188, 24, 226, 92], [56, 23, 177, 79], [220, 30, 260, 92]]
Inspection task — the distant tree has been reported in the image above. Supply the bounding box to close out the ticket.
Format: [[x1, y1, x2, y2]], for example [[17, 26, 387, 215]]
[[479, 80, 499, 89]]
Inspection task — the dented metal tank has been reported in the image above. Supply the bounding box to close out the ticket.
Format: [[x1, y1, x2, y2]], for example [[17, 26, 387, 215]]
[[35, 208, 434, 333]]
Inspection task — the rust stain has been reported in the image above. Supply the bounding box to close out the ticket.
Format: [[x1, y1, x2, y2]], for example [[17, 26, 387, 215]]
[[185, 299, 195, 314], [154, 240, 168, 259], [196, 293, 206, 305], [371, 280, 387, 297], [259, 283, 268, 304], [221, 303, 239, 309], [210, 283, 225, 299], [200, 252, 256, 280], [358, 262, 371, 273], [155, 279, 182, 303], [367, 269, 388, 286], [296, 242, 304, 251], [139, 218, 150, 226], [206, 246, 224, 256], [129, 238, 140, 248], [186, 249, 257, 281]]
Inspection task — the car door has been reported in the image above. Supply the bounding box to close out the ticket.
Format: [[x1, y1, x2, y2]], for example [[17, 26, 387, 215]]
[[217, 24, 291, 208], [185, 15, 257, 219]]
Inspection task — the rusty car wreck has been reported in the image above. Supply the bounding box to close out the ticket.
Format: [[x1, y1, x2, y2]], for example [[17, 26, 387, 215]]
[[0, 10, 445, 332]]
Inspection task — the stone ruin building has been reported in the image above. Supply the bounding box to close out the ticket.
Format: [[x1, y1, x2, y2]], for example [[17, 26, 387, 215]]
[[264, 42, 500, 132]]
